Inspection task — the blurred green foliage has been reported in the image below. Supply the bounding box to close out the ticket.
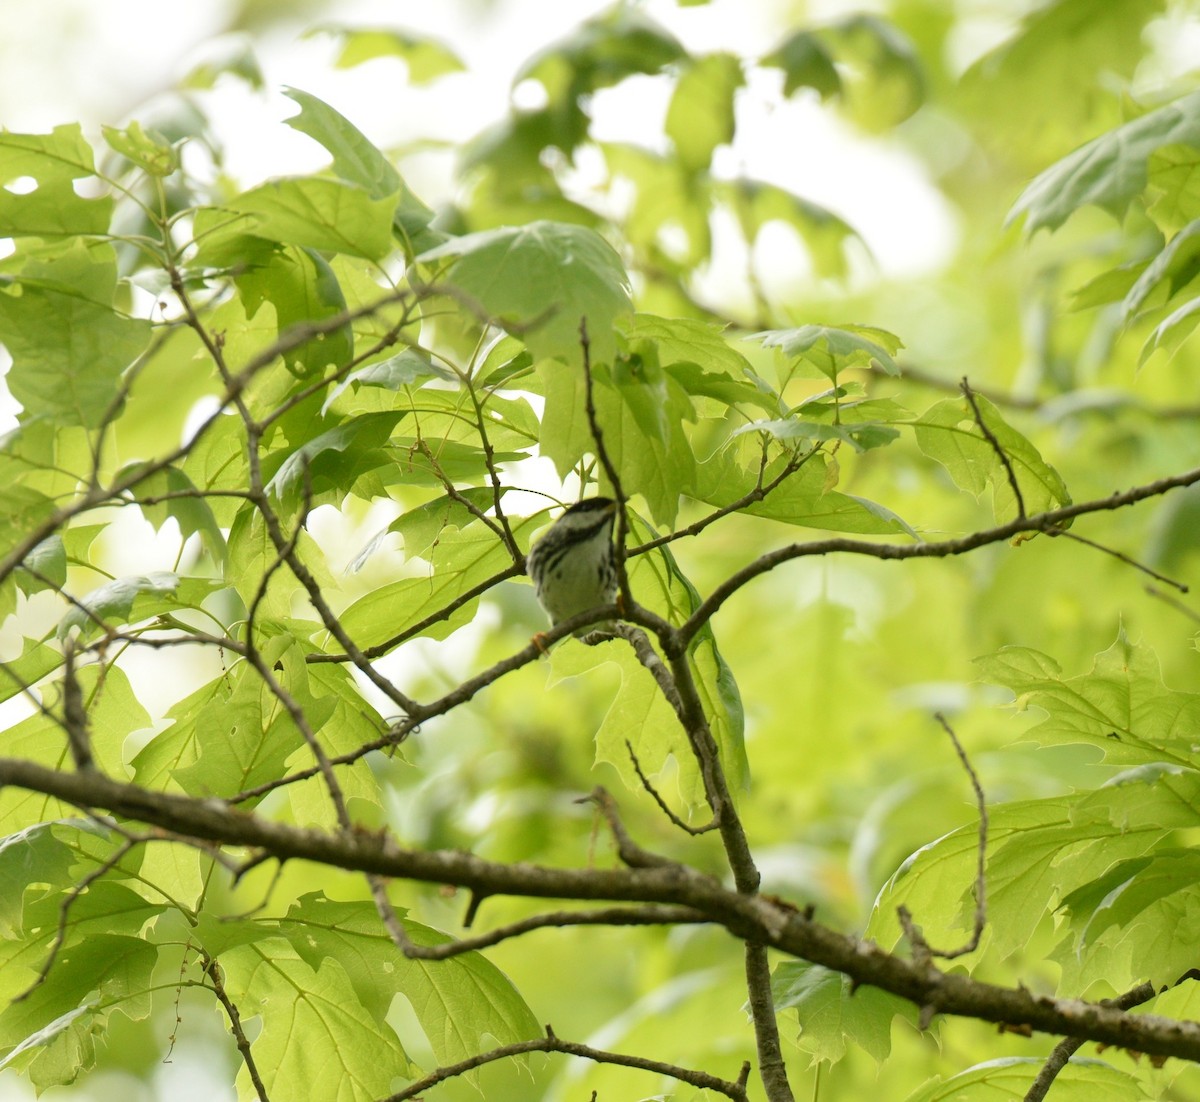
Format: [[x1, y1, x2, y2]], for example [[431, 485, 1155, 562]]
[[3, 1, 1200, 1100]]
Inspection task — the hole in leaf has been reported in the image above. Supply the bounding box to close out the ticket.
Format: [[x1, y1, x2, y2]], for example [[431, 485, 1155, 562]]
[[3, 176, 37, 195], [73, 176, 105, 199]]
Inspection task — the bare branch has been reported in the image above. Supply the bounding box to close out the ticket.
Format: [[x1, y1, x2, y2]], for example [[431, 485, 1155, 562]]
[[923, 712, 988, 960], [61, 641, 94, 772], [625, 738, 718, 837], [205, 953, 271, 1102], [745, 941, 795, 1102], [1024, 982, 1156, 1102], [382, 1026, 750, 1102], [579, 317, 632, 604], [1048, 528, 1188, 592], [8, 758, 1200, 1061], [677, 464, 1200, 648], [389, 903, 710, 960], [1145, 584, 1200, 624], [961, 377, 1025, 518], [584, 787, 677, 869]]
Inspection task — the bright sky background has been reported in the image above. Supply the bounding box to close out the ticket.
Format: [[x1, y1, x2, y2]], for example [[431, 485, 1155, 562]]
[[0, 0, 964, 279]]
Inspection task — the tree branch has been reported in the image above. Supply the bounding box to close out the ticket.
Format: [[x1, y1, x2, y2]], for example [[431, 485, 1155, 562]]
[[1023, 982, 1157, 1102], [961, 377, 1025, 518], [5, 759, 1200, 1062], [382, 1025, 750, 1102], [676, 464, 1200, 648]]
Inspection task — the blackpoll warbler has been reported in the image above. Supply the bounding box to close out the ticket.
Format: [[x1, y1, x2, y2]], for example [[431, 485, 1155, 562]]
[[526, 497, 619, 639]]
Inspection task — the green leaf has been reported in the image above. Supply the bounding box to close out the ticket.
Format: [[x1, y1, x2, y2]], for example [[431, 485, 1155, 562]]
[[813, 14, 924, 131], [1140, 295, 1200, 365], [773, 960, 916, 1064], [0, 125, 112, 237], [618, 314, 777, 410], [1069, 261, 1148, 311], [1010, 88, 1200, 235], [976, 633, 1200, 767], [179, 37, 264, 90], [0, 935, 156, 1082], [1147, 143, 1200, 232], [4, 881, 166, 982], [913, 395, 1071, 521], [1121, 220, 1200, 323], [14, 535, 66, 596], [235, 243, 353, 376], [337, 518, 530, 648], [418, 220, 633, 364], [720, 178, 859, 279], [0, 241, 152, 427], [218, 942, 413, 1102], [0, 666, 148, 806], [664, 53, 743, 174], [100, 121, 178, 177], [636, 523, 748, 795], [762, 30, 842, 99], [905, 1057, 1141, 1101], [153, 649, 303, 799], [1061, 846, 1200, 942], [56, 572, 221, 642], [602, 142, 713, 270], [308, 26, 465, 83], [322, 347, 456, 414], [118, 464, 226, 565], [278, 894, 541, 1063], [0, 824, 75, 937], [281, 87, 436, 248], [536, 354, 696, 527], [695, 450, 914, 535], [386, 487, 503, 560], [0, 639, 62, 706], [733, 417, 899, 453], [225, 176, 399, 260], [755, 324, 902, 381], [869, 783, 1172, 960], [515, 7, 685, 117], [266, 411, 404, 515], [961, 0, 1164, 168]]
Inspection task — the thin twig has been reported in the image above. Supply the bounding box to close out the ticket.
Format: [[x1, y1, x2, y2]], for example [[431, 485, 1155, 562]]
[[307, 564, 525, 663], [676, 463, 1200, 649], [930, 713, 988, 959], [1145, 584, 1200, 624], [461, 373, 522, 563], [385, 903, 710, 960], [961, 377, 1025, 519], [579, 318, 632, 605], [630, 447, 816, 555], [382, 1025, 750, 1102], [205, 953, 271, 1102], [583, 787, 677, 869], [61, 640, 94, 772], [1048, 528, 1188, 592], [624, 738, 718, 837], [10, 837, 140, 1002]]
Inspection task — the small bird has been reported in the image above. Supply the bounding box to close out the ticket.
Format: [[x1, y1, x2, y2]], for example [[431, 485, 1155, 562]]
[[525, 497, 619, 640]]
